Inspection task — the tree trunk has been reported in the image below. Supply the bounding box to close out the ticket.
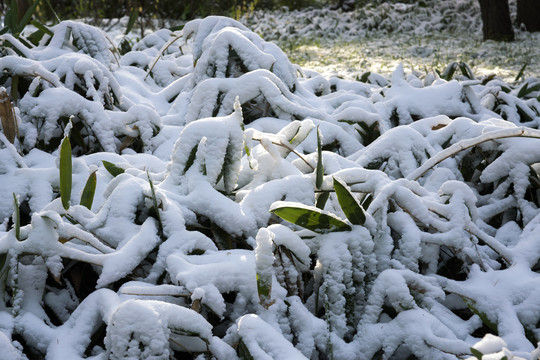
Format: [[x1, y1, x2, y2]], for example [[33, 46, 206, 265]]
[[517, 0, 540, 32], [478, 0, 515, 41]]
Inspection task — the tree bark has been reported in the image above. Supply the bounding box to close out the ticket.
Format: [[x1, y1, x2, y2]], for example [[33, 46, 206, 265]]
[[517, 0, 540, 32], [478, 0, 515, 41]]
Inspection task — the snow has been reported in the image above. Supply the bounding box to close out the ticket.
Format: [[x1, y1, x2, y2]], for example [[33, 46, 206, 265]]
[[1, 1, 540, 359]]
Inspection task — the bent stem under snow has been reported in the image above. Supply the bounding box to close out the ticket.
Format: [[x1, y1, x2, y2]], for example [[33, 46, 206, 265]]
[[407, 127, 540, 181]]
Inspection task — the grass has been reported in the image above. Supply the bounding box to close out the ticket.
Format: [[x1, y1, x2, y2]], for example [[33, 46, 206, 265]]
[[284, 30, 540, 81]]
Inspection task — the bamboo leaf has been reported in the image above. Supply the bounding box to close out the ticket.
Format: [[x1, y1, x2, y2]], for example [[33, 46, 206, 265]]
[[316, 126, 323, 189], [333, 177, 366, 225], [458, 62, 474, 80], [271, 203, 351, 233], [470, 347, 483, 359], [517, 82, 540, 99], [125, 6, 139, 35], [16, 0, 40, 34], [30, 19, 53, 36], [12, 193, 20, 241], [514, 63, 527, 83], [80, 171, 97, 210], [441, 62, 457, 81], [315, 191, 330, 210], [147, 171, 163, 234], [256, 273, 271, 303], [0, 253, 7, 277], [102, 160, 124, 177], [9, 0, 18, 34], [237, 338, 254, 360], [183, 143, 198, 175], [59, 136, 72, 210], [464, 298, 498, 334]]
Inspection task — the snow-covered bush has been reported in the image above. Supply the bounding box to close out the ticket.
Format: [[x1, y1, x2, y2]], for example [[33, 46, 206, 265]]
[[1, 13, 540, 360]]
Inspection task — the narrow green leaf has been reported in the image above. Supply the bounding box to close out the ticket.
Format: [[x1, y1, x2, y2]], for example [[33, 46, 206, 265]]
[[517, 83, 529, 99], [125, 6, 139, 35], [470, 347, 483, 359], [59, 136, 72, 210], [80, 171, 97, 210], [16, 0, 40, 34], [237, 338, 254, 360], [182, 144, 198, 175], [102, 160, 124, 177], [516, 104, 533, 123], [517, 82, 540, 99], [315, 191, 330, 210], [333, 177, 366, 225], [458, 62, 474, 80], [30, 19, 53, 36], [514, 63, 527, 83], [12, 193, 20, 241], [441, 62, 457, 81], [256, 273, 271, 301], [147, 171, 163, 234], [271, 203, 351, 233], [9, 0, 18, 34], [316, 126, 323, 189], [0, 253, 7, 276], [464, 298, 498, 334], [359, 71, 371, 83]]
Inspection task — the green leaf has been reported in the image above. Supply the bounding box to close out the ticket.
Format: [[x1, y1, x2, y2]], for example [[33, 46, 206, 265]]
[[271, 203, 351, 233], [517, 82, 540, 99], [15, 0, 40, 34], [470, 347, 483, 359], [59, 136, 72, 210], [30, 19, 53, 36], [237, 338, 254, 360], [12, 193, 20, 241], [333, 177, 366, 225], [119, 37, 132, 55], [9, 0, 18, 34], [125, 6, 139, 35], [102, 160, 124, 177], [0, 253, 7, 276], [441, 62, 457, 81], [182, 144, 198, 175], [514, 63, 527, 83], [516, 104, 533, 123], [147, 171, 163, 234], [315, 191, 330, 210], [464, 298, 498, 334], [358, 71, 371, 83], [316, 126, 323, 189], [80, 171, 97, 210], [256, 273, 271, 303], [458, 62, 474, 80]]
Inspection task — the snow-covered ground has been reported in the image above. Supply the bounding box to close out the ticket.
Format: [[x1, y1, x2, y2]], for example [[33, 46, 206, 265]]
[[0, 1, 540, 359], [239, 0, 540, 81]]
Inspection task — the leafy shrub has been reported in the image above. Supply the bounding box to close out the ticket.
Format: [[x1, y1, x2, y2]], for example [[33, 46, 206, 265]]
[[0, 13, 540, 360]]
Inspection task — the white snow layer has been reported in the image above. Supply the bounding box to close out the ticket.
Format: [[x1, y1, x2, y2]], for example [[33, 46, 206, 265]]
[[1, 3, 540, 359]]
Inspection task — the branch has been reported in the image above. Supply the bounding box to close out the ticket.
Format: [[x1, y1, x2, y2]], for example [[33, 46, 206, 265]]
[[407, 127, 540, 181]]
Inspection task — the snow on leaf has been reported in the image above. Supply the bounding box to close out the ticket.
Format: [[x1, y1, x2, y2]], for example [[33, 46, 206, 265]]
[[270, 201, 351, 233]]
